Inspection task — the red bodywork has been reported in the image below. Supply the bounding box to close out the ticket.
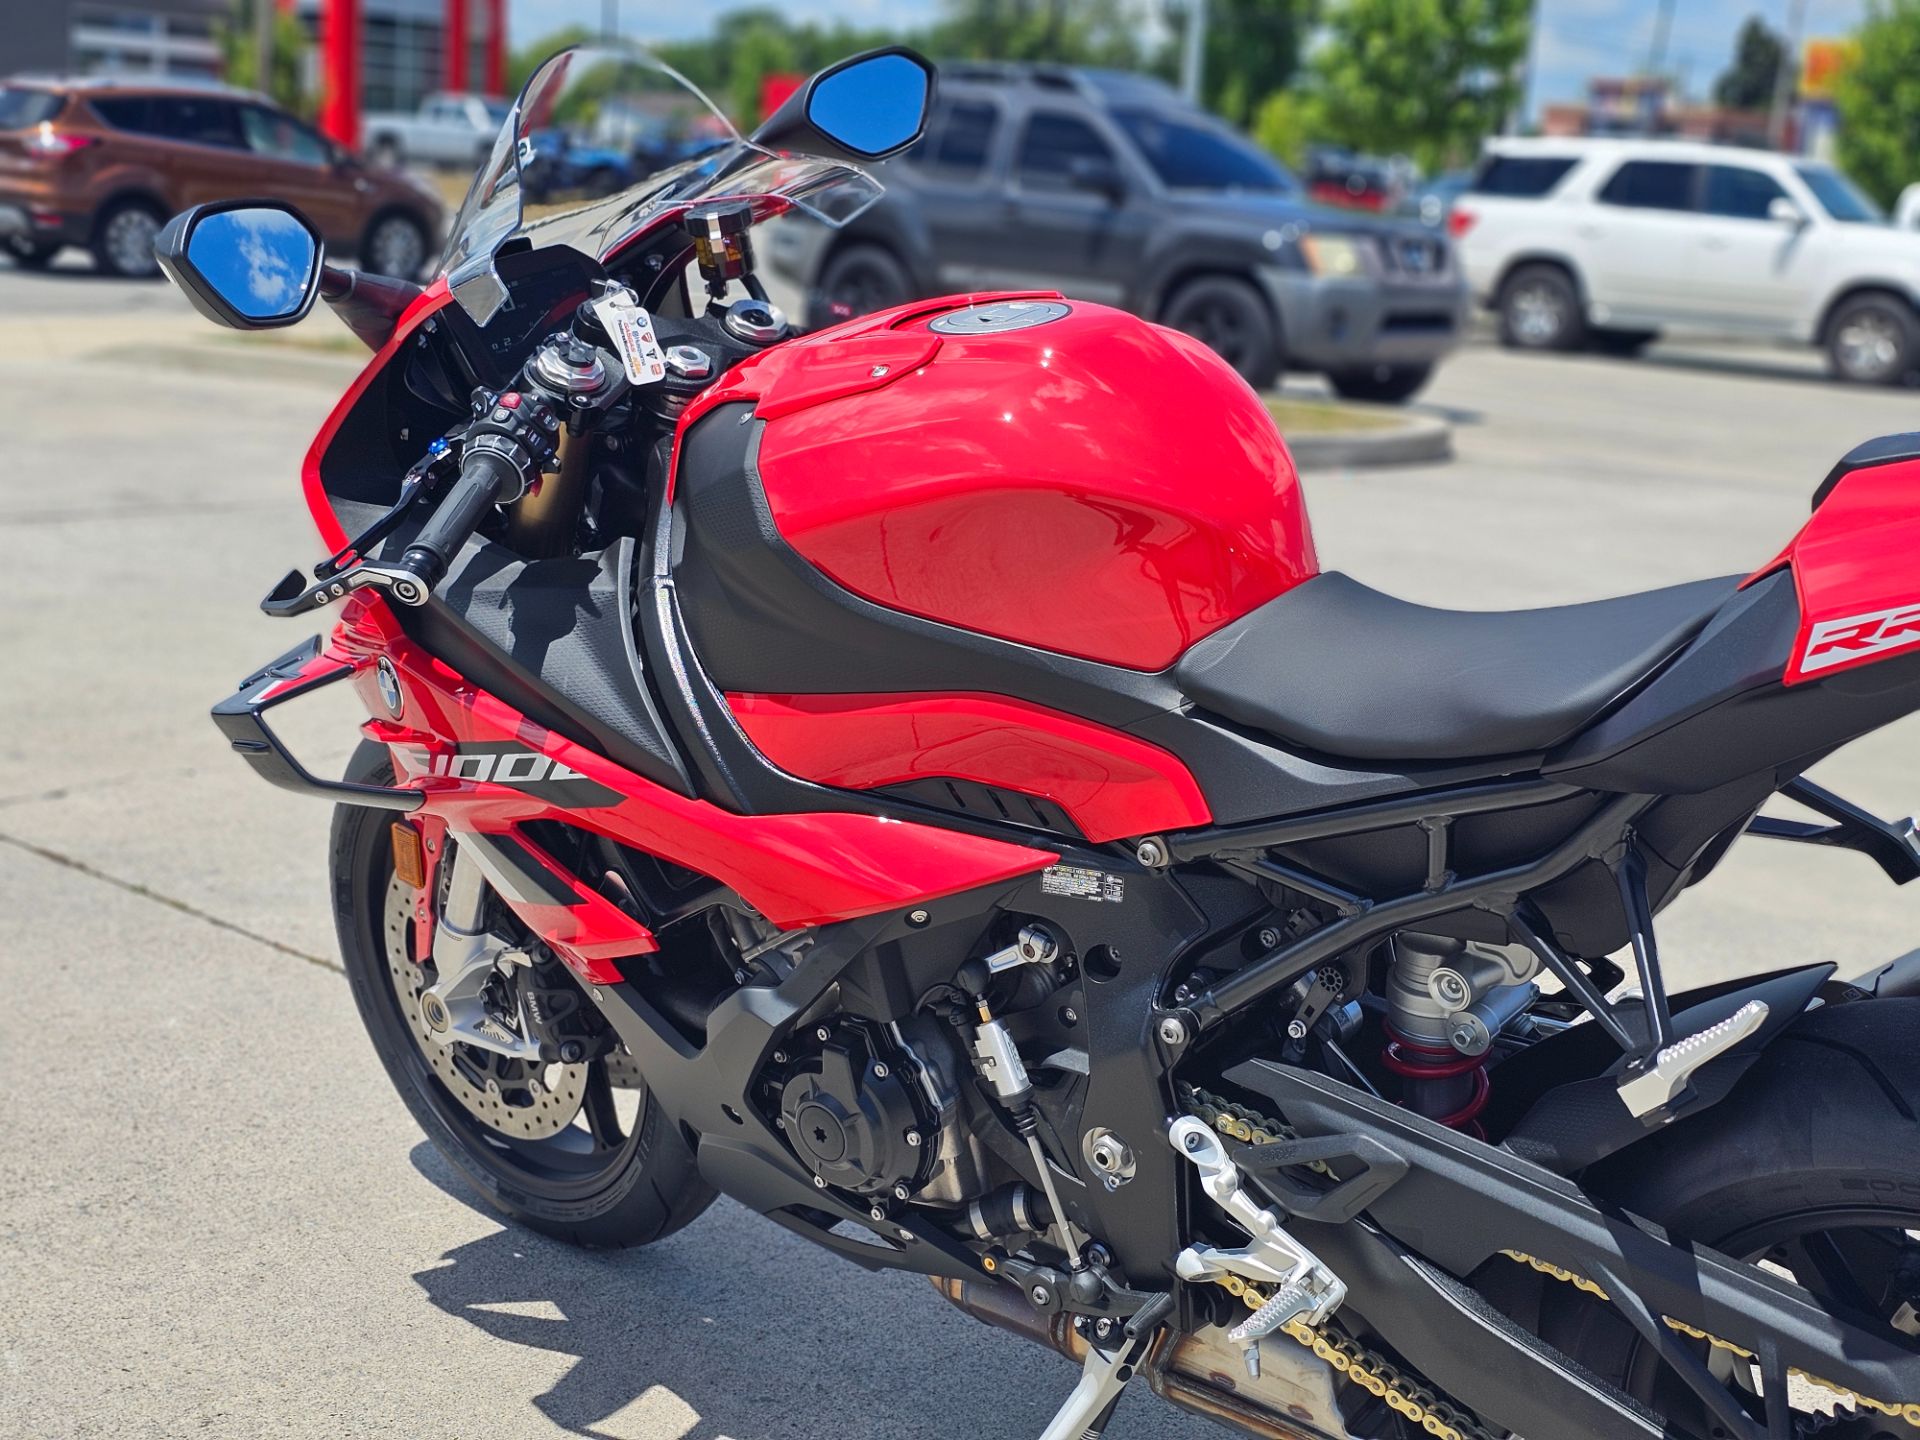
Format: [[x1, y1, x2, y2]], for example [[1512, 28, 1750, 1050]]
[[683, 293, 1318, 671], [320, 597, 1056, 982], [1751, 459, 1920, 685], [726, 691, 1212, 843]]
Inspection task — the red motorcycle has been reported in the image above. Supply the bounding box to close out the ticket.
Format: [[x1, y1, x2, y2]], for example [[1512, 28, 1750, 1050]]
[[161, 43, 1920, 1440]]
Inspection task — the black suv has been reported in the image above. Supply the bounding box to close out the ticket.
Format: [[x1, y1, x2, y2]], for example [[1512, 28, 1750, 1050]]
[[768, 65, 1468, 402]]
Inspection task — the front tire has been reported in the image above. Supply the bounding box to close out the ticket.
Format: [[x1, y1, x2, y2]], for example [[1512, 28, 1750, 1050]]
[[1498, 263, 1585, 352], [1827, 293, 1917, 385], [1161, 274, 1282, 391], [1543, 999, 1920, 1437], [813, 242, 913, 326], [331, 742, 714, 1248]]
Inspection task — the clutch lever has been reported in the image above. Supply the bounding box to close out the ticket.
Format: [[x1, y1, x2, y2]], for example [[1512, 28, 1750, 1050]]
[[314, 436, 455, 580], [260, 559, 432, 617], [261, 435, 461, 618]]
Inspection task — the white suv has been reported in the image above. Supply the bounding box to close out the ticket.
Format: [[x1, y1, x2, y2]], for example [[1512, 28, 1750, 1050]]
[[1453, 137, 1920, 383]]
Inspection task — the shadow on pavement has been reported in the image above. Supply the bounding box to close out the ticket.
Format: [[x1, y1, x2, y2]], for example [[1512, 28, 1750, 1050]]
[[404, 1142, 1098, 1440]]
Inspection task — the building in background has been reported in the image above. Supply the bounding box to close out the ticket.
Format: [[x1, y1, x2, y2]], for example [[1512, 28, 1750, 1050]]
[[287, 0, 502, 116], [1541, 74, 1772, 147], [7, 0, 227, 81]]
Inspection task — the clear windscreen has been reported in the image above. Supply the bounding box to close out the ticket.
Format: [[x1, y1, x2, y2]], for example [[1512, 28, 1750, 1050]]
[[441, 44, 883, 322]]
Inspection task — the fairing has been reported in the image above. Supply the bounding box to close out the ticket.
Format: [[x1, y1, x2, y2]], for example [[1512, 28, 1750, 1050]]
[[683, 294, 1319, 671], [1753, 456, 1920, 685], [726, 690, 1212, 842]]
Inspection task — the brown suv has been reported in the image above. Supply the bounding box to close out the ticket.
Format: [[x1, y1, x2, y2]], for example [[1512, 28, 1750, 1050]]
[[0, 79, 444, 279]]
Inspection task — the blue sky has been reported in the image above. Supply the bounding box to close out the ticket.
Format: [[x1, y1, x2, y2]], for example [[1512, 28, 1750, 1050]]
[[507, 0, 1871, 113]]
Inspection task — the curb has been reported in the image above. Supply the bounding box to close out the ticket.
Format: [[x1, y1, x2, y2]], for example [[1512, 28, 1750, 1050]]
[[1280, 411, 1453, 469]]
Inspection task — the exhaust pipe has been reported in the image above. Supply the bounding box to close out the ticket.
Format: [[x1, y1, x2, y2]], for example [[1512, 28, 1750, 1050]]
[[931, 1277, 1352, 1440]]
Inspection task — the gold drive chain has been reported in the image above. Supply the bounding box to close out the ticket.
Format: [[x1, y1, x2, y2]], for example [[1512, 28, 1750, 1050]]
[[1502, 1250, 1920, 1432], [1180, 1086, 1501, 1440], [1179, 1085, 1920, 1437]]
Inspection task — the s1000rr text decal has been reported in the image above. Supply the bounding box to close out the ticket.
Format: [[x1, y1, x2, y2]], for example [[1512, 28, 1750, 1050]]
[[1802, 602, 1920, 675]]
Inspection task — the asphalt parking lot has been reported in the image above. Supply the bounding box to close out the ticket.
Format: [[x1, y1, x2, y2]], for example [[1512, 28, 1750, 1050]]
[[3, 257, 1917, 1440]]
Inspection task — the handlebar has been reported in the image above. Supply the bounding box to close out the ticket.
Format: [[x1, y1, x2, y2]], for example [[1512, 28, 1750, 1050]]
[[388, 391, 556, 602]]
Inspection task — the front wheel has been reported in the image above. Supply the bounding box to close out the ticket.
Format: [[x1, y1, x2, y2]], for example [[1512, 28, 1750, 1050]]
[[4, 236, 59, 270], [813, 242, 913, 326], [1544, 999, 1920, 1438], [1161, 274, 1282, 390], [331, 743, 714, 1248]]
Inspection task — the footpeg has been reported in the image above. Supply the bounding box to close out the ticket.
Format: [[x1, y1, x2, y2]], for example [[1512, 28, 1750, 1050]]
[[1169, 1115, 1345, 1377], [1617, 999, 1767, 1120], [1227, 1281, 1313, 1378]]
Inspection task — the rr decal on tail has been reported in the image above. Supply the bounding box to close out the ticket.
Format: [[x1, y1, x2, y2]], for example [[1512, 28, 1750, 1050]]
[[1802, 602, 1920, 676]]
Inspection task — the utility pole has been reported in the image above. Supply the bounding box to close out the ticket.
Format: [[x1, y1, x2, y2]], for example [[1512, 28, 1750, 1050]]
[[1645, 0, 1675, 76], [1179, 0, 1208, 106], [602, 0, 619, 43], [1509, 0, 1544, 134], [1769, 0, 1808, 150], [253, 0, 273, 98]]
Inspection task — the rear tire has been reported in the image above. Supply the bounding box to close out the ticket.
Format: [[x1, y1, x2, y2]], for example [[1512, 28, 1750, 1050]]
[[1541, 999, 1920, 1437], [813, 241, 913, 327], [1327, 362, 1433, 404], [1498, 263, 1585, 352], [1827, 292, 1917, 385], [370, 136, 403, 169], [331, 741, 715, 1249], [361, 209, 430, 280], [1161, 274, 1282, 391], [91, 199, 165, 279]]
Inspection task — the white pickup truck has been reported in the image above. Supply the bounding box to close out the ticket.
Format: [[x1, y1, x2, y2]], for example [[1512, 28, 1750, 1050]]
[[364, 93, 510, 169]]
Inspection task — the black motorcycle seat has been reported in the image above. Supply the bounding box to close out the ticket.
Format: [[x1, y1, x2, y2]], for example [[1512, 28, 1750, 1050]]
[[1173, 571, 1741, 762]]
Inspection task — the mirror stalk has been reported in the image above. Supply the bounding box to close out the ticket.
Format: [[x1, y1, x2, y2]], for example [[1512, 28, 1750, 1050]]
[[320, 264, 423, 352]]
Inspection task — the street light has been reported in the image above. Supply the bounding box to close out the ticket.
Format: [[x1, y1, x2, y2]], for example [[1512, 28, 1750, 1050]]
[[1175, 0, 1208, 105]]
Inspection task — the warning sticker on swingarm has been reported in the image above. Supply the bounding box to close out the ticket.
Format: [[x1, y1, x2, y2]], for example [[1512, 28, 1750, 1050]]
[[1041, 865, 1125, 903], [591, 292, 668, 386]]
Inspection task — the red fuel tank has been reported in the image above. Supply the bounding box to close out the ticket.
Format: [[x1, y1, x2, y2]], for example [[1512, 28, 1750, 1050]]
[[687, 293, 1318, 671]]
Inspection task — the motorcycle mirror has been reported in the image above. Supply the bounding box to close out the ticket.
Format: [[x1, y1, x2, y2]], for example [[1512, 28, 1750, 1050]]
[[154, 199, 325, 331], [751, 47, 934, 165]]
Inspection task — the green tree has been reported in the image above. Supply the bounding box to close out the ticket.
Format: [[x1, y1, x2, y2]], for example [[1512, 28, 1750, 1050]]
[[1303, 0, 1529, 172], [1251, 87, 1322, 167], [1178, 0, 1314, 129], [1835, 0, 1920, 209], [1713, 16, 1785, 110], [929, 0, 1146, 67], [215, 0, 309, 116]]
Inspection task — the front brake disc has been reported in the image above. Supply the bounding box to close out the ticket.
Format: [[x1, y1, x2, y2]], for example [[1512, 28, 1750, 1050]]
[[382, 873, 588, 1139]]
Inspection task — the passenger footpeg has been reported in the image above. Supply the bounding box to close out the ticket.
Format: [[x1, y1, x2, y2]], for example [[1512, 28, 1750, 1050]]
[[1617, 999, 1768, 1121], [1169, 1115, 1346, 1378]]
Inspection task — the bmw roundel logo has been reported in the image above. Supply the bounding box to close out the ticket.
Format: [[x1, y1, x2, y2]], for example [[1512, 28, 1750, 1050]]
[[376, 657, 404, 718]]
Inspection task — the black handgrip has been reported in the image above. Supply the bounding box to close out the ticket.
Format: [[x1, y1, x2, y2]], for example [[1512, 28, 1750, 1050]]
[[399, 442, 519, 589]]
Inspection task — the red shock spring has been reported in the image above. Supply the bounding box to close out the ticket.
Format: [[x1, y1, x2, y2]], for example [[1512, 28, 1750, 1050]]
[[1381, 1025, 1491, 1138]]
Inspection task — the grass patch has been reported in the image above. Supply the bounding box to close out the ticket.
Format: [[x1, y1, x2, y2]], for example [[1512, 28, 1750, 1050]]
[[1264, 396, 1405, 434]]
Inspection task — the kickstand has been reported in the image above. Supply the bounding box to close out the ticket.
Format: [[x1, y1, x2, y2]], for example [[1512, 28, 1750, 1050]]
[[1036, 1293, 1172, 1440]]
